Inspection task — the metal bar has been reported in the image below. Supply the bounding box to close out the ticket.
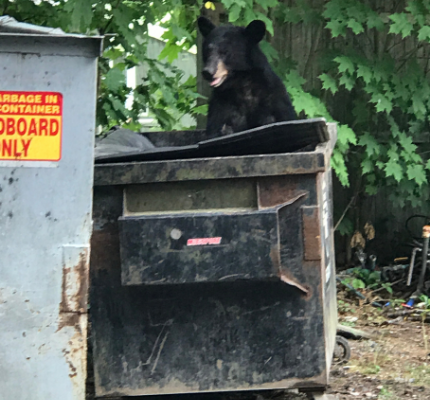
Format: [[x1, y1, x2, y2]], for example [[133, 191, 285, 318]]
[[94, 152, 326, 186], [407, 247, 420, 286], [417, 225, 430, 292]]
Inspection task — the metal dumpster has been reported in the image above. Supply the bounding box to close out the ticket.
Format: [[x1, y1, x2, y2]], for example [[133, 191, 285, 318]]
[[0, 17, 102, 400], [90, 120, 337, 397]]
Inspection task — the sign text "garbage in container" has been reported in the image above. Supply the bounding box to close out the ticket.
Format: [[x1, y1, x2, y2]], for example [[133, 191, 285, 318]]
[[0, 91, 63, 161]]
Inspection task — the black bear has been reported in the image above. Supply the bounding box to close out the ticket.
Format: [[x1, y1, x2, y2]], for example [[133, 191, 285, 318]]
[[197, 16, 297, 137]]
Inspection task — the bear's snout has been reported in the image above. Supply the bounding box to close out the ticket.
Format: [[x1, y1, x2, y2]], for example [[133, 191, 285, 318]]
[[202, 68, 214, 82], [203, 60, 228, 87]]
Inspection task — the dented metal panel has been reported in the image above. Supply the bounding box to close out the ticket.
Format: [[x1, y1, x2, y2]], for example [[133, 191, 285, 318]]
[[0, 21, 101, 400]]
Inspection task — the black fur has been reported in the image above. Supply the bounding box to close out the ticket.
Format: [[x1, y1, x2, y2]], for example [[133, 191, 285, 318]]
[[198, 17, 297, 137]]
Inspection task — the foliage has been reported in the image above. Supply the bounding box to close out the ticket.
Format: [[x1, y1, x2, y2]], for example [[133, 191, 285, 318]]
[[196, 0, 430, 215], [2, 0, 206, 131], [419, 293, 430, 309], [337, 299, 356, 314], [274, 0, 430, 217], [4, 0, 430, 213], [342, 268, 393, 294]]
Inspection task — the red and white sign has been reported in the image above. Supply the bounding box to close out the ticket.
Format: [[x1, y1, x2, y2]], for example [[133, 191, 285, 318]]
[[187, 237, 222, 246]]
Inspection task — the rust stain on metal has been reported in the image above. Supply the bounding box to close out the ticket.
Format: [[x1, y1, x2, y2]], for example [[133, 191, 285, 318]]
[[269, 245, 281, 270], [302, 206, 322, 261], [57, 246, 89, 396], [62, 315, 88, 397], [58, 248, 89, 331], [257, 176, 307, 209]]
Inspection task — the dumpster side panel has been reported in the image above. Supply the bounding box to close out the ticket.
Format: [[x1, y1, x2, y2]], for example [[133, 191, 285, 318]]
[[319, 169, 337, 373], [90, 180, 328, 397], [0, 46, 98, 399]]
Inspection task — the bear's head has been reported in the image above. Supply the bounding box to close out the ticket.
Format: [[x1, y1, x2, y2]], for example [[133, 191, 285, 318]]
[[197, 17, 266, 88]]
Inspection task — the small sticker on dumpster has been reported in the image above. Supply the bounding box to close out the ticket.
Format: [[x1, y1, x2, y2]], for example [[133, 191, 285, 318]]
[[0, 91, 62, 161], [187, 237, 222, 246]]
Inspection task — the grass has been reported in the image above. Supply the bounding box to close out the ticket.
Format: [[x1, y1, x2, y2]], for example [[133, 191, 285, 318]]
[[405, 365, 430, 387]]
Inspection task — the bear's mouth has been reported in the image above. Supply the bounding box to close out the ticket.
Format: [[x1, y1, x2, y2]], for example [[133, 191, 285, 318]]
[[210, 74, 227, 87], [210, 60, 228, 87]]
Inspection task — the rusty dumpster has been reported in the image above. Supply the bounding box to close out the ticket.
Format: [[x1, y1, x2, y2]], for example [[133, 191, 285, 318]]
[[90, 119, 338, 397], [0, 16, 102, 400]]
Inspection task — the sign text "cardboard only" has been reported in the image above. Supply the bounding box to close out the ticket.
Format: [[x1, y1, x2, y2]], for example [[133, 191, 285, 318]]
[[0, 91, 63, 161]]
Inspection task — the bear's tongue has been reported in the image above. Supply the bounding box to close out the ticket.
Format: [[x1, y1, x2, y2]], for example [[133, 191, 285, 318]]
[[210, 77, 222, 86]]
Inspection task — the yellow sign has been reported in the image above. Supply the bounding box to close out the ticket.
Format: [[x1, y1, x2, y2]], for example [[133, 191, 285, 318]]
[[0, 91, 63, 161]]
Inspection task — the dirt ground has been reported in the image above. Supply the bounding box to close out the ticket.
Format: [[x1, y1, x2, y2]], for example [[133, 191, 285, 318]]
[[327, 302, 430, 400]]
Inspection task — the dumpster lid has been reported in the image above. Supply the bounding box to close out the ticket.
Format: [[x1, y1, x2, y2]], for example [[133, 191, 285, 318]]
[[95, 118, 329, 164], [0, 16, 66, 35], [0, 16, 103, 40]]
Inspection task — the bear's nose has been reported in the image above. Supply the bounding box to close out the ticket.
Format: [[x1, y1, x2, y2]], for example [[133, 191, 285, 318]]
[[202, 69, 213, 81]]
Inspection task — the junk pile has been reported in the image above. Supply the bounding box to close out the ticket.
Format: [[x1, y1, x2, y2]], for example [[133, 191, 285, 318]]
[[337, 216, 430, 319]]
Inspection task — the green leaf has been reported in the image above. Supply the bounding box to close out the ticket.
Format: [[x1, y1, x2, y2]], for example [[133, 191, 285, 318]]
[[369, 271, 381, 282], [389, 13, 414, 38], [228, 4, 242, 22], [418, 26, 430, 41], [338, 124, 357, 145], [255, 0, 279, 11], [260, 41, 279, 63], [103, 47, 124, 61], [382, 283, 393, 294], [367, 13, 384, 31], [159, 43, 182, 63], [319, 73, 338, 94], [331, 149, 349, 187], [104, 68, 126, 92], [367, 174, 376, 184], [244, 7, 257, 24], [334, 56, 355, 74], [65, 0, 93, 32], [221, 0, 236, 8], [372, 93, 393, 113], [412, 91, 427, 119], [365, 185, 378, 195], [406, 164, 427, 186], [282, 6, 302, 23], [398, 134, 417, 154], [352, 279, 366, 289], [356, 64, 373, 84], [361, 158, 374, 174], [426, 159, 430, 170], [254, 11, 274, 36], [339, 73, 355, 91], [326, 20, 347, 37], [358, 133, 380, 157], [192, 104, 209, 115], [347, 19, 364, 34], [352, 100, 369, 124], [337, 217, 354, 236], [385, 159, 403, 182]]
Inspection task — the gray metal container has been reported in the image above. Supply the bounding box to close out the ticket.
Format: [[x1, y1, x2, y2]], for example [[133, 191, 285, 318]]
[[0, 17, 102, 400]]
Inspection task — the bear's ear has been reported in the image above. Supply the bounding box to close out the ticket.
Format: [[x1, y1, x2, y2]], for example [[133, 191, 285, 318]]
[[245, 20, 266, 43], [198, 17, 216, 37]]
